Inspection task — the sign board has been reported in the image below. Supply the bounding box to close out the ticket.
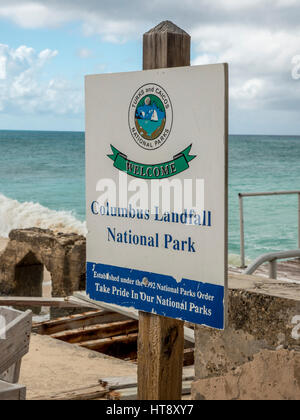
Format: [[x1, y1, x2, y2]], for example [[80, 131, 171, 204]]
[[85, 64, 228, 329]]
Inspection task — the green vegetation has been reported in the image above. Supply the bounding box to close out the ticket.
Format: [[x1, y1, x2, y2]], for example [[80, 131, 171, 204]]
[[138, 94, 165, 112]]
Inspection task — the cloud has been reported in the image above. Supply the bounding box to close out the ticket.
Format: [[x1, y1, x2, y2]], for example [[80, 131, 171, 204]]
[[0, 1, 300, 118], [0, 56, 7, 80], [0, 1, 138, 42], [0, 44, 82, 115], [0, 2, 72, 28], [1, 1, 300, 33], [77, 48, 93, 59], [191, 23, 300, 110]]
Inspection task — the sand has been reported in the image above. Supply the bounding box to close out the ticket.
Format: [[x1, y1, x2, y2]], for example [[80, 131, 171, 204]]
[[20, 333, 137, 400]]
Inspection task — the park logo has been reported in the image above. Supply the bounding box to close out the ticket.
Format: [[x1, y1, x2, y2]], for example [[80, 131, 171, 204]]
[[107, 83, 196, 180], [128, 83, 173, 151]]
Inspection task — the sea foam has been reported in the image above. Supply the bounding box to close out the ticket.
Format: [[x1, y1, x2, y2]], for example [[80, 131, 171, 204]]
[[228, 253, 251, 268], [0, 194, 87, 238]]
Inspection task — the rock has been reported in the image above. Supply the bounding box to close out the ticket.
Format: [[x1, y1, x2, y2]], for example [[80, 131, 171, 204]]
[[194, 286, 300, 380], [0, 228, 86, 298], [192, 349, 300, 400]]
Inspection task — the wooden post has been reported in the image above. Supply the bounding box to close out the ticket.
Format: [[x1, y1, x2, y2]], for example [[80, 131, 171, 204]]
[[143, 20, 191, 70], [137, 20, 190, 401]]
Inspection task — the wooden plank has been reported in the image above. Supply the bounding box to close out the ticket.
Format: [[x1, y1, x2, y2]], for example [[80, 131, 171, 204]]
[[0, 380, 26, 401], [33, 368, 195, 400], [33, 310, 103, 334], [1, 360, 22, 384], [0, 296, 93, 308], [0, 307, 20, 324], [107, 380, 192, 401], [137, 21, 190, 401], [73, 291, 195, 343], [0, 309, 32, 376], [73, 292, 139, 320], [33, 310, 128, 335], [183, 348, 194, 367], [33, 384, 107, 401], [0, 364, 16, 383], [51, 319, 138, 343], [100, 376, 138, 391], [100, 368, 194, 391], [79, 332, 138, 352], [108, 387, 138, 401]]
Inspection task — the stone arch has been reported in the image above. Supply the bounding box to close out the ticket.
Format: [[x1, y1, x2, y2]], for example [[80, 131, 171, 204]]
[[14, 251, 44, 298], [0, 228, 86, 301]]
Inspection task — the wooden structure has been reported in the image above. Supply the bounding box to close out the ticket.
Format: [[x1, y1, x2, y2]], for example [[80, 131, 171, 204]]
[[32, 367, 194, 400], [101, 368, 194, 400], [0, 296, 95, 309], [137, 20, 191, 401], [33, 309, 195, 366], [0, 381, 26, 401], [0, 307, 32, 400]]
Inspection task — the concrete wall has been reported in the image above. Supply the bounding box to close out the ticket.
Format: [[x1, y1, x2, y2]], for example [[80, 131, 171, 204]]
[[192, 273, 300, 400]]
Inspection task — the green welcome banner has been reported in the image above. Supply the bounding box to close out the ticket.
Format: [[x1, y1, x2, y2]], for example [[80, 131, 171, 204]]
[[108, 144, 196, 179]]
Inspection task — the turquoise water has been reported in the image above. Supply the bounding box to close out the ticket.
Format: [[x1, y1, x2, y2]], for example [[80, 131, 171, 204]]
[[137, 119, 163, 136], [0, 130, 300, 263], [229, 135, 300, 262], [0, 130, 85, 218]]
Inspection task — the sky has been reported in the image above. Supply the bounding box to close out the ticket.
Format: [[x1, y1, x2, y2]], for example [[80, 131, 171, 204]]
[[0, 0, 300, 134]]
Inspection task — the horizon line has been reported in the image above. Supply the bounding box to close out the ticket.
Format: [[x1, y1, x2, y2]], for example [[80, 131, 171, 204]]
[[0, 129, 300, 137]]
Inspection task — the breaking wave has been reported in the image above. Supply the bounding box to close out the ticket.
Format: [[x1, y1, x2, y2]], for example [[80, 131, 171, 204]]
[[228, 253, 251, 268], [0, 194, 87, 238]]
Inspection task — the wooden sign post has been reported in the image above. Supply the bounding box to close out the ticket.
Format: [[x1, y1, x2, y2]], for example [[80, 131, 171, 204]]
[[137, 21, 191, 401], [85, 20, 228, 404]]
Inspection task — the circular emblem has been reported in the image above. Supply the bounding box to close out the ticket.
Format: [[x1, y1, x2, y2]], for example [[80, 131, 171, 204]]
[[129, 83, 173, 150]]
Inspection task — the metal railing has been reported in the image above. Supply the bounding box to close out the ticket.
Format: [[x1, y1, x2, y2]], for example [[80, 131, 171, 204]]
[[243, 249, 300, 279], [239, 190, 300, 268]]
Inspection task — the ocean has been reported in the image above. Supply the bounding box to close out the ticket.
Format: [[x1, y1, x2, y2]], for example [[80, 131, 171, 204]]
[[0, 130, 300, 266]]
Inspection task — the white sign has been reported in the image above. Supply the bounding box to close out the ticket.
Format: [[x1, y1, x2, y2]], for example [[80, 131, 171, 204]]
[[85, 64, 228, 329]]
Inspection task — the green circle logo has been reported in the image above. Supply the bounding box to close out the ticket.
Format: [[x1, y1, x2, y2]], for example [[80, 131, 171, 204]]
[[129, 83, 173, 150]]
